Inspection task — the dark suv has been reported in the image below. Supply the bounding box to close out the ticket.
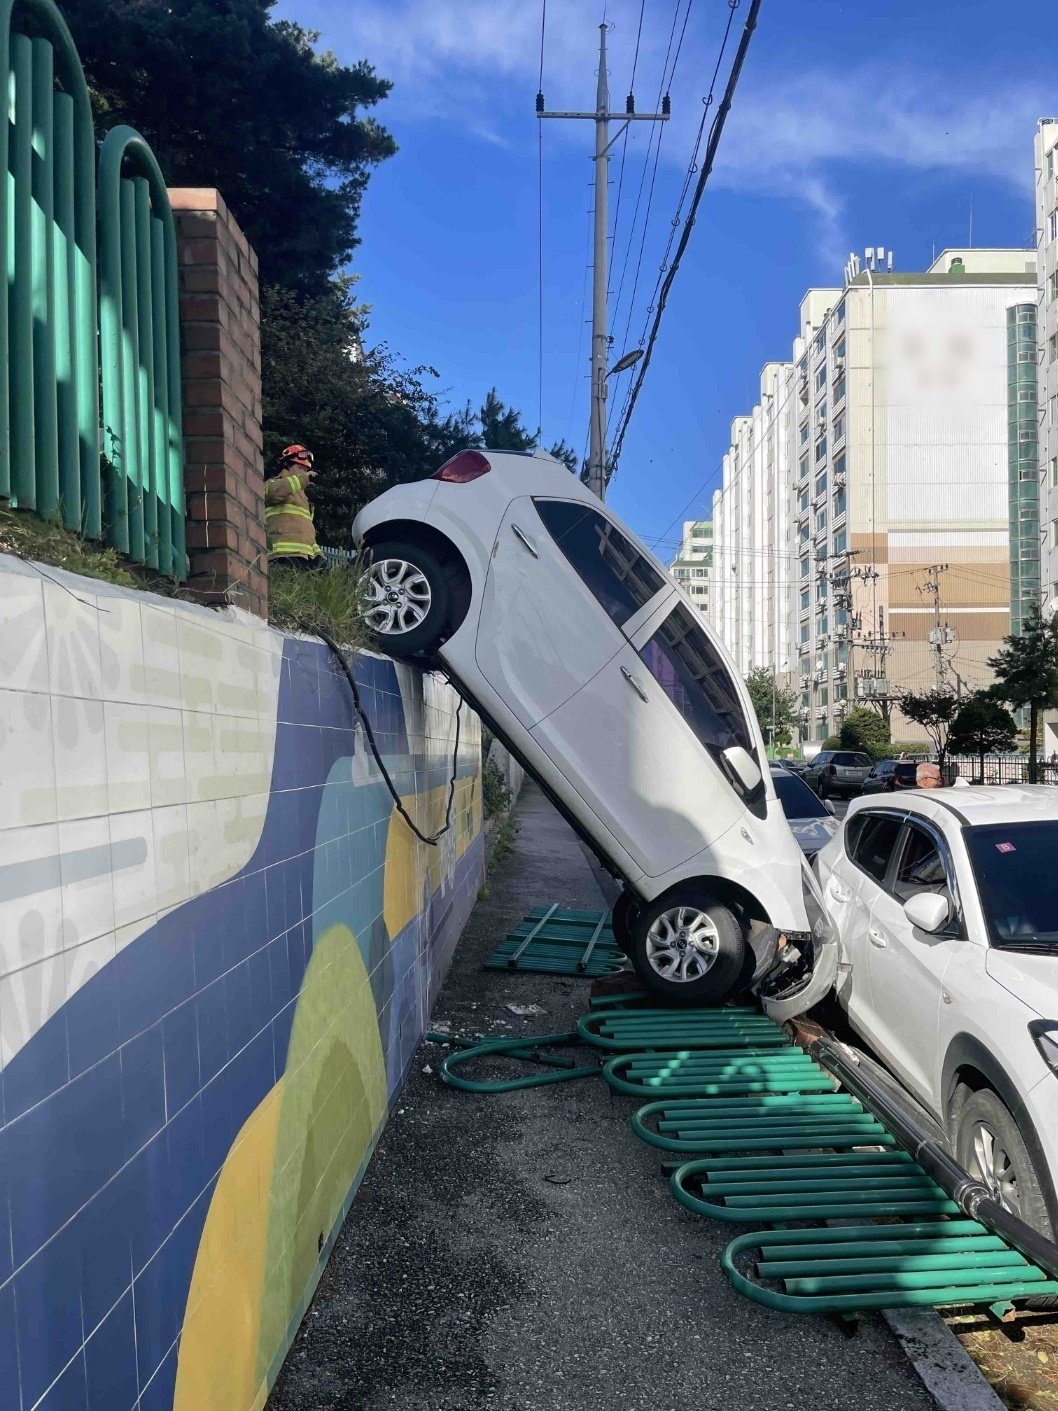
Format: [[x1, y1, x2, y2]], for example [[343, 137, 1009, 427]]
[[862, 759, 920, 794], [804, 750, 873, 799]]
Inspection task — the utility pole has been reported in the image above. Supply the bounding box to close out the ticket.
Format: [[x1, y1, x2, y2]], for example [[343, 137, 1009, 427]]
[[919, 563, 953, 689], [537, 25, 669, 501]]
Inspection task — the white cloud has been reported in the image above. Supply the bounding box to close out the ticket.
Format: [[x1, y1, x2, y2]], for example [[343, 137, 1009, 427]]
[[296, 0, 1048, 260]]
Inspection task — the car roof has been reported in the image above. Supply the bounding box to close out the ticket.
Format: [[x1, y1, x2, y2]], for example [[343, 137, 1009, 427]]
[[847, 785, 1058, 829]]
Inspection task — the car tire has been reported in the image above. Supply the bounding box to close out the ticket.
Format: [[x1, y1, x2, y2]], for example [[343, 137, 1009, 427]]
[[955, 1089, 1056, 1250], [361, 540, 452, 657], [628, 888, 746, 1007], [609, 890, 640, 957]]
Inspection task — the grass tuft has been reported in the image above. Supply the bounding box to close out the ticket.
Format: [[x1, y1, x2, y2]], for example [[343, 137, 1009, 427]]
[[0, 506, 142, 588], [268, 560, 371, 651]]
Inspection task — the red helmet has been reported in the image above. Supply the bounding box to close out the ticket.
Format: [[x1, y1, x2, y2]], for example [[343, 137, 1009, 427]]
[[279, 444, 314, 468]]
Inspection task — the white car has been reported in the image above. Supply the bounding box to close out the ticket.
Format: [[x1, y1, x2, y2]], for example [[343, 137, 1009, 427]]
[[353, 448, 834, 1013], [815, 786, 1058, 1235]]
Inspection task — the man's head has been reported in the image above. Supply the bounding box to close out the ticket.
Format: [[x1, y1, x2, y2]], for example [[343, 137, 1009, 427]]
[[278, 444, 315, 480]]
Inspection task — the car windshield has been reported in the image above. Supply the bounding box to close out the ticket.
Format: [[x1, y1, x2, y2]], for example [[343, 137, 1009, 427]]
[[965, 822, 1058, 949], [771, 772, 829, 820], [833, 752, 871, 767]]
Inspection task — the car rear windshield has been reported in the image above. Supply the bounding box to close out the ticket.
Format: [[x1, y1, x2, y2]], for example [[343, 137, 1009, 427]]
[[771, 772, 829, 820], [965, 822, 1058, 948], [532, 499, 665, 628], [895, 763, 918, 779], [833, 753, 871, 767]]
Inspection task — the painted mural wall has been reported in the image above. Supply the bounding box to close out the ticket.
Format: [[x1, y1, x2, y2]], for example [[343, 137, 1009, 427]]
[[0, 553, 483, 1411]]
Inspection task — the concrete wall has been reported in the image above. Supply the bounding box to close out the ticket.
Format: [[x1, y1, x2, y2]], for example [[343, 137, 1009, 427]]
[[0, 553, 483, 1411]]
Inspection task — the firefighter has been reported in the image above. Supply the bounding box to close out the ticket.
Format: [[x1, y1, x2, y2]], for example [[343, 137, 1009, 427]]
[[265, 445, 322, 567]]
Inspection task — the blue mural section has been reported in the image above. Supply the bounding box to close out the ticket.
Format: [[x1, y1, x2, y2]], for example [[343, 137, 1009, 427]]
[[0, 632, 482, 1411]]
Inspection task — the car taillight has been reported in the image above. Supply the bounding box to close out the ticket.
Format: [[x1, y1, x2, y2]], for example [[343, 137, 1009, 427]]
[[432, 450, 491, 483], [828, 765, 837, 776]]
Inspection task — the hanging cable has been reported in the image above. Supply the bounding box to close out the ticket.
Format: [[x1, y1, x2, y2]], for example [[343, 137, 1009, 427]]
[[608, 0, 764, 481], [607, 0, 645, 300], [537, 1, 547, 436], [318, 628, 464, 846]]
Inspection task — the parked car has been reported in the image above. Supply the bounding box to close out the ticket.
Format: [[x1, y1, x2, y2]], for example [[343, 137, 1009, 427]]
[[769, 765, 840, 858], [815, 787, 1058, 1236], [804, 749, 873, 799], [862, 759, 920, 794], [353, 448, 834, 1016], [779, 758, 811, 777]]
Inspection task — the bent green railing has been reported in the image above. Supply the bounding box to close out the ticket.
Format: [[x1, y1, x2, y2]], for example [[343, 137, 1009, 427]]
[[2, 0, 184, 575], [98, 127, 184, 574], [1, 0, 98, 532]]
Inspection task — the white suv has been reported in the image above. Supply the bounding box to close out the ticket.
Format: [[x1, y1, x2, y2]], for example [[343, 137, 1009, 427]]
[[816, 786, 1058, 1235], [353, 448, 834, 1013]]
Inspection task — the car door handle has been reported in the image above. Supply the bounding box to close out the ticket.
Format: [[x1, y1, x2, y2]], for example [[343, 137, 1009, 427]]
[[828, 881, 850, 904], [620, 666, 649, 702], [868, 927, 888, 948], [511, 523, 539, 558]]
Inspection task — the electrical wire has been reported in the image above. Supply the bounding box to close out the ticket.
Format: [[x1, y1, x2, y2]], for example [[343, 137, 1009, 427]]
[[318, 629, 464, 846], [607, 0, 645, 301], [537, 0, 547, 436], [608, 0, 764, 481]]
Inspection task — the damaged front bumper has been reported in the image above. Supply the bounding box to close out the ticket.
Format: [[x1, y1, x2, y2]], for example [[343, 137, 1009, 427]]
[[754, 857, 839, 1024]]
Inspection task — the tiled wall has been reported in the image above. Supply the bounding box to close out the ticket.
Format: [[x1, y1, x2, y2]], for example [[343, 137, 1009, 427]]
[[0, 553, 483, 1411]]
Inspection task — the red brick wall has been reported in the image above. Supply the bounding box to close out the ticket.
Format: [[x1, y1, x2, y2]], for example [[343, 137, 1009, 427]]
[[170, 188, 268, 616]]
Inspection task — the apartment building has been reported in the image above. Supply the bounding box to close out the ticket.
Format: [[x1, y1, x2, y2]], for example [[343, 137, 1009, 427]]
[[668, 520, 713, 619], [1037, 119, 1058, 754], [712, 249, 1035, 746]]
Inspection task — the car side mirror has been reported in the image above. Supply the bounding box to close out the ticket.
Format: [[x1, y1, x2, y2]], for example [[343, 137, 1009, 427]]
[[824, 800, 836, 817], [722, 745, 762, 794], [903, 892, 950, 934]]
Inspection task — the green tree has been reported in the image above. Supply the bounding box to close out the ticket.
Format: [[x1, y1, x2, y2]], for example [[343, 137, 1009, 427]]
[[62, 0, 395, 293], [948, 692, 1017, 782], [987, 607, 1058, 783], [898, 689, 959, 774], [744, 668, 797, 748], [839, 706, 892, 761], [478, 389, 536, 452]]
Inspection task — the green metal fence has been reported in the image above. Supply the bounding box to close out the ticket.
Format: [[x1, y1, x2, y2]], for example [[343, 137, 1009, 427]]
[[2, 0, 185, 575]]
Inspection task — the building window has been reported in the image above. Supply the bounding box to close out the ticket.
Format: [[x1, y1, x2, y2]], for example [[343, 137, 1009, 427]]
[[814, 472, 827, 497], [1051, 456, 1058, 488], [1052, 520, 1058, 550], [815, 437, 827, 463], [815, 364, 827, 392], [1050, 271, 1058, 303], [799, 421, 809, 445], [800, 557, 810, 579], [834, 488, 847, 517], [675, 568, 689, 579], [1018, 385, 1036, 403], [798, 488, 810, 512], [1050, 334, 1057, 365], [835, 300, 846, 327], [800, 622, 809, 644], [834, 529, 847, 554], [834, 452, 846, 479], [833, 413, 845, 441], [1050, 210, 1058, 242], [833, 375, 846, 402], [814, 328, 826, 355], [815, 510, 827, 534], [800, 589, 810, 611], [835, 337, 846, 359], [692, 567, 706, 577], [799, 455, 809, 481]]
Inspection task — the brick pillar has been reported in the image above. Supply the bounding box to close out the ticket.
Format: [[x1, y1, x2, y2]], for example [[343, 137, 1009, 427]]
[[170, 188, 268, 616]]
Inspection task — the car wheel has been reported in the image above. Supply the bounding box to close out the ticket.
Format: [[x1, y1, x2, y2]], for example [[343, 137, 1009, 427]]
[[361, 540, 452, 657], [817, 780, 829, 801], [955, 1089, 1055, 1242], [609, 890, 640, 957], [628, 889, 746, 1006]]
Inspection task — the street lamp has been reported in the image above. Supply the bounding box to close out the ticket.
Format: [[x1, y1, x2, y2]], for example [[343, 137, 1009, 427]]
[[607, 348, 643, 376]]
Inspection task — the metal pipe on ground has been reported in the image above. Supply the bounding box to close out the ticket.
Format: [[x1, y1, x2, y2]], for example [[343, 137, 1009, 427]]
[[810, 1036, 1058, 1283]]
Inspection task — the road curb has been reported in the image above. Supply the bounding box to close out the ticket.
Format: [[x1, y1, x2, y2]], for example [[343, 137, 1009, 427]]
[[883, 1309, 1006, 1411]]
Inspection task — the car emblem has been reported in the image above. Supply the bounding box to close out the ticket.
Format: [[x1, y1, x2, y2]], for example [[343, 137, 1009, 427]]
[[740, 827, 753, 845]]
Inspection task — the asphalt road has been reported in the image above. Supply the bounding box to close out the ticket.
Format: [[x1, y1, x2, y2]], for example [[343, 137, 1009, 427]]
[[267, 782, 936, 1411]]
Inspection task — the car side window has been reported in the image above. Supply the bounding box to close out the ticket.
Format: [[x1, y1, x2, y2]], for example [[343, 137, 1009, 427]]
[[893, 823, 951, 904], [637, 604, 753, 757], [533, 499, 665, 628], [850, 813, 903, 885]]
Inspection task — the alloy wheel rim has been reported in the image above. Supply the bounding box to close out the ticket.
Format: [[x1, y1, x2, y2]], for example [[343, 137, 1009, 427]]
[[970, 1122, 1021, 1216], [362, 558, 432, 634], [645, 905, 720, 983]]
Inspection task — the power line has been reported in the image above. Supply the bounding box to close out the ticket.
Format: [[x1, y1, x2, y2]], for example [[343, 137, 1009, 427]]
[[537, 1, 547, 435], [608, 0, 764, 480], [607, 0, 645, 301]]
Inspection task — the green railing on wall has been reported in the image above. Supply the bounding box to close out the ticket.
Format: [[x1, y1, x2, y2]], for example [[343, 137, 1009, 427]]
[[98, 127, 184, 574], [2, 0, 185, 576]]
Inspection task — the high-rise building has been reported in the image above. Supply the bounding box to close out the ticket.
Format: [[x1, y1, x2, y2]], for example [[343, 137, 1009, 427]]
[[711, 248, 1035, 746], [668, 520, 713, 619], [1036, 119, 1058, 755]]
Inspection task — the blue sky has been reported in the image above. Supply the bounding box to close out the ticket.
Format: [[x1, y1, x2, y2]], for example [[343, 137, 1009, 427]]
[[276, 0, 1053, 560]]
